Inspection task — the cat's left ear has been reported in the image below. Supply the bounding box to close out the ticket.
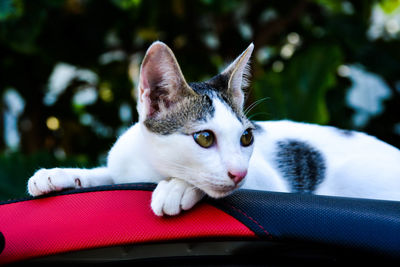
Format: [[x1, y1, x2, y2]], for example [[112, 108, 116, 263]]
[[137, 41, 196, 121], [209, 43, 254, 110]]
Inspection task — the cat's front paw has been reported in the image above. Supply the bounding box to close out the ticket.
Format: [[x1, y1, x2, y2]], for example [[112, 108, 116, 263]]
[[27, 168, 81, 196], [151, 178, 205, 216]]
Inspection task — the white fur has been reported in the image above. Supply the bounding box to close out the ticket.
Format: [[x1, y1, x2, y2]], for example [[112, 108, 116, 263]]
[[27, 42, 400, 216], [27, 97, 253, 216], [244, 120, 400, 200], [27, 107, 400, 216], [28, 167, 113, 196]]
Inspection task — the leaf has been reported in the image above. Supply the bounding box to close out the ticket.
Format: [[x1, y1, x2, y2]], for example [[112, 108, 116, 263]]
[[0, 0, 23, 21], [252, 45, 342, 124], [112, 0, 141, 10], [379, 0, 400, 14], [313, 0, 344, 13], [0, 5, 45, 54]]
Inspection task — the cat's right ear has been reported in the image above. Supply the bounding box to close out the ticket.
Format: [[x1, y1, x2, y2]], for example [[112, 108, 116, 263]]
[[137, 41, 195, 120], [207, 43, 254, 111]]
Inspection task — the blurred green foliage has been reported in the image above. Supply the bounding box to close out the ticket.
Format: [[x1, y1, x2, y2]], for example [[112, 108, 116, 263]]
[[0, 152, 91, 200], [254, 45, 342, 124], [0, 0, 400, 200]]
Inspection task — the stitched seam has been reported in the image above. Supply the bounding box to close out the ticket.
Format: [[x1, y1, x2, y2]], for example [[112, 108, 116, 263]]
[[223, 202, 272, 239]]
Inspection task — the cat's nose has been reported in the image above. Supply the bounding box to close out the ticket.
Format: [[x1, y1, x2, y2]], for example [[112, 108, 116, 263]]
[[228, 170, 247, 185]]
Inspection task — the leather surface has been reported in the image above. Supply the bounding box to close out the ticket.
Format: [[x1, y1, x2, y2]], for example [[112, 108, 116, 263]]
[[210, 189, 400, 257]]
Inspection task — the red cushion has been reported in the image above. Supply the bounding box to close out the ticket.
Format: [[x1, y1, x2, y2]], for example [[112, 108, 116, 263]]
[[0, 188, 255, 264]]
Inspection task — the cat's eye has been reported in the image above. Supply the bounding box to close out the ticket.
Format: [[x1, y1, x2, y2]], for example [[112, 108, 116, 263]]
[[193, 130, 215, 148], [240, 129, 254, 147]]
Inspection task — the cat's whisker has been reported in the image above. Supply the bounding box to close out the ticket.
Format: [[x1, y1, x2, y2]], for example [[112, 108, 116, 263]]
[[244, 99, 262, 114], [247, 112, 269, 120], [244, 97, 269, 116]]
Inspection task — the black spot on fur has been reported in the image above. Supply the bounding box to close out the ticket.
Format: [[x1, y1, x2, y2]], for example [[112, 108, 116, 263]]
[[189, 82, 217, 95], [191, 80, 249, 126], [207, 74, 242, 115], [207, 74, 229, 92], [275, 139, 326, 193]]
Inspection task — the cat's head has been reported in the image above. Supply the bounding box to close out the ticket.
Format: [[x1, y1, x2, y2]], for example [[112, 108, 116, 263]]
[[137, 41, 254, 198]]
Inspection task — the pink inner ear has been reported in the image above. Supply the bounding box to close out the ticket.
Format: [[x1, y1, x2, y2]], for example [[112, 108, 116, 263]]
[[139, 69, 155, 116], [137, 41, 193, 119], [140, 68, 150, 93]]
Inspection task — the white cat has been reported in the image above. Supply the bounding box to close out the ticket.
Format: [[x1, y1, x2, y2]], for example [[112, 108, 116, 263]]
[[27, 41, 400, 216]]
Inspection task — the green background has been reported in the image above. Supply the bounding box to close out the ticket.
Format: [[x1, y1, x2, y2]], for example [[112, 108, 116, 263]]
[[1, 0, 400, 200]]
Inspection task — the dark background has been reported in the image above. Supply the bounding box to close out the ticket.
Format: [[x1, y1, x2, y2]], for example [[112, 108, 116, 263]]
[[1, 0, 400, 200]]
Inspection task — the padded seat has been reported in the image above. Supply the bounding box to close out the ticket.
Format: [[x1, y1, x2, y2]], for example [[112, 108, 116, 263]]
[[1, 183, 399, 264]]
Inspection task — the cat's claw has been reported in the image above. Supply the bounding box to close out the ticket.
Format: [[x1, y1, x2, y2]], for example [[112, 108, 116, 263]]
[[151, 178, 205, 216], [27, 168, 80, 196]]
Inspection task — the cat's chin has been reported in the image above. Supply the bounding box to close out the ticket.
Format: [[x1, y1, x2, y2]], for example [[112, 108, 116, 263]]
[[203, 186, 238, 199]]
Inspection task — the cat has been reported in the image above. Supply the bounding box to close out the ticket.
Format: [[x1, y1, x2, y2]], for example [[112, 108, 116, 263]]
[[27, 41, 400, 216]]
